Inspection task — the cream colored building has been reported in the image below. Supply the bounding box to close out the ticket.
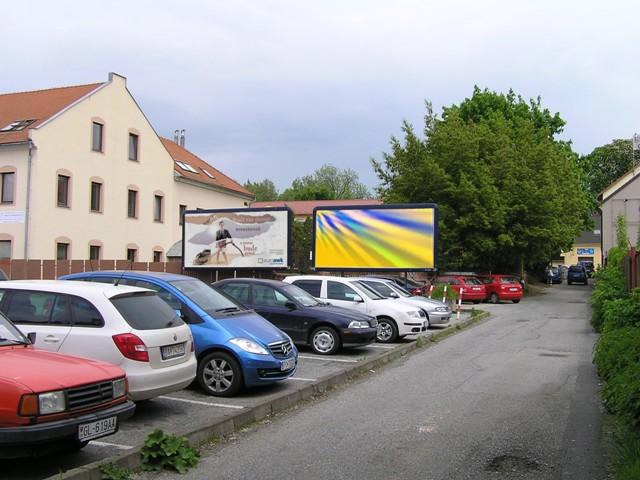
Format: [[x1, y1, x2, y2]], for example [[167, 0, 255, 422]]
[[0, 73, 253, 261]]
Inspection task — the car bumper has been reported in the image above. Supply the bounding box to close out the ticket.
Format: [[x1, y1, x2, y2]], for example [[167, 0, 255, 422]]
[[0, 400, 135, 456], [400, 320, 429, 335], [497, 291, 523, 300], [341, 327, 377, 347], [428, 311, 451, 325], [241, 354, 298, 387], [126, 355, 197, 401], [461, 292, 485, 301]]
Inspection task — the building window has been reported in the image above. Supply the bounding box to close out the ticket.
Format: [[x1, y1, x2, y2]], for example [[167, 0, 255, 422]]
[[0, 240, 11, 259], [57, 175, 70, 207], [154, 195, 163, 222], [126, 248, 137, 262], [90, 182, 102, 212], [92, 122, 103, 152], [179, 204, 187, 226], [153, 250, 162, 262], [127, 189, 137, 218], [1, 172, 14, 204], [56, 242, 69, 260], [129, 133, 139, 161], [89, 245, 101, 260]]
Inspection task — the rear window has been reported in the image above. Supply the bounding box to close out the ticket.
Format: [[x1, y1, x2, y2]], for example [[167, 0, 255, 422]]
[[291, 280, 322, 298], [569, 266, 584, 273], [462, 277, 482, 285], [499, 277, 519, 284], [110, 292, 183, 330]]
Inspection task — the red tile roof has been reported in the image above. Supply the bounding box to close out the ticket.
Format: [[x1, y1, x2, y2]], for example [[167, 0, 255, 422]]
[[160, 138, 254, 198], [0, 83, 104, 145], [251, 199, 382, 216]]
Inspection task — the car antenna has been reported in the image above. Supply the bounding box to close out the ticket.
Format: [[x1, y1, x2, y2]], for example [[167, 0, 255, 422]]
[[114, 258, 133, 287]]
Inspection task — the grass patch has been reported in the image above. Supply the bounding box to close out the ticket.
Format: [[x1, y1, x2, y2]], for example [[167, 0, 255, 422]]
[[605, 416, 640, 480]]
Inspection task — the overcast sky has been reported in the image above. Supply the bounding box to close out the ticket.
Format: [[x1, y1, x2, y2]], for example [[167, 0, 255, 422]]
[[2, 1, 637, 192]]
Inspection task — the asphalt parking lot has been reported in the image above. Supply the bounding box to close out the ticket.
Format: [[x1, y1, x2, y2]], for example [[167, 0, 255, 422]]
[[3, 307, 478, 480]]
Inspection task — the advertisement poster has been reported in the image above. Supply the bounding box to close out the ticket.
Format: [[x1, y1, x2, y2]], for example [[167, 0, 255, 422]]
[[313, 204, 437, 271], [183, 208, 290, 269]]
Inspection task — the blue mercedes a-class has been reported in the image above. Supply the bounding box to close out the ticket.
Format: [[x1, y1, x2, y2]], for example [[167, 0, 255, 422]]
[[60, 271, 297, 397]]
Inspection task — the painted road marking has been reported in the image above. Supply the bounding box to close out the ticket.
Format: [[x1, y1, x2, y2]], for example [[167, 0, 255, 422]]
[[159, 396, 244, 409], [91, 441, 134, 450], [298, 355, 359, 363], [287, 377, 317, 382], [367, 344, 395, 349]]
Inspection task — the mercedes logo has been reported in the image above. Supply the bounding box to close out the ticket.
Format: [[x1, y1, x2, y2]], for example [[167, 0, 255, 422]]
[[281, 343, 291, 356]]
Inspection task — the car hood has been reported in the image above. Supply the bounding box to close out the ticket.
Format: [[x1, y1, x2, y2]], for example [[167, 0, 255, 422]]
[[400, 296, 450, 309], [214, 311, 289, 345], [0, 346, 124, 393], [309, 304, 373, 321]]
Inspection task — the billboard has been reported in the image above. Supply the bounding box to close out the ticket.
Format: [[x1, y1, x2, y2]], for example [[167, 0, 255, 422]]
[[183, 207, 291, 269], [313, 204, 437, 271]]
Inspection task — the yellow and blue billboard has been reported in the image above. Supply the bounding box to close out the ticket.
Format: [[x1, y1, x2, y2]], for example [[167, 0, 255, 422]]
[[313, 204, 437, 271]]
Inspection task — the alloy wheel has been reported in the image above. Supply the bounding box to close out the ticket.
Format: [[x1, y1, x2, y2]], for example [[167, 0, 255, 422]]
[[202, 358, 234, 393]]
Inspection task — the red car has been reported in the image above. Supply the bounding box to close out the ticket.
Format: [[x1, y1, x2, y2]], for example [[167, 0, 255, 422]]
[[436, 275, 486, 303], [478, 274, 523, 303], [0, 312, 135, 458]]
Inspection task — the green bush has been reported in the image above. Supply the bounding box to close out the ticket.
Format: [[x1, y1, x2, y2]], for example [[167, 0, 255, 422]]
[[591, 247, 626, 332], [140, 429, 199, 474], [602, 361, 640, 429], [594, 326, 640, 382], [602, 289, 640, 331], [610, 418, 640, 480], [426, 283, 459, 303]]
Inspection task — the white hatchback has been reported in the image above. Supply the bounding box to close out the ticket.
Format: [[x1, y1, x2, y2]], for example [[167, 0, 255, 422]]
[[283, 275, 428, 343], [0, 280, 196, 401]]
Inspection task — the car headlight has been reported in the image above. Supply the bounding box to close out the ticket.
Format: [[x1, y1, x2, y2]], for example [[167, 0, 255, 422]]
[[112, 378, 127, 398], [348, 320, 370, 329], [435, 307, 449, 312], [407, 310, 424, 319], [229, 337, 269, 355], [39, 391, 66, 414]]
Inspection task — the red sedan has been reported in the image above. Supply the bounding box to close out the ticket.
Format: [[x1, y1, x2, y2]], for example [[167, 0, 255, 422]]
[[436, 275, 487, 304], [478, 274, 523, 303], [0, 312, 135, 458]]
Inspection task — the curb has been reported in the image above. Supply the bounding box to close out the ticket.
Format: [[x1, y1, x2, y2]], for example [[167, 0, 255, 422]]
[[52, 311, 490, 480]]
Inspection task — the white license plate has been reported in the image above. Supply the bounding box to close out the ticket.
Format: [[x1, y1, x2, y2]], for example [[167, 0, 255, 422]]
[[161, 342, 186, 360], [78, 416, 117, 442], [473, 287, 481, 291], [281, 357, 296, 371], [509, 288, 518, 291]]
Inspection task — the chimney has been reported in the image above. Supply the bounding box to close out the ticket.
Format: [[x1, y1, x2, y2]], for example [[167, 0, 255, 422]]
[[179, 129, 186, 147], [173, 129, 180, 144]]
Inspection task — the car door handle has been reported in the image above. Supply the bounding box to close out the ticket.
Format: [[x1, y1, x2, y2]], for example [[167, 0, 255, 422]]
[[43, 335, 60, 343]]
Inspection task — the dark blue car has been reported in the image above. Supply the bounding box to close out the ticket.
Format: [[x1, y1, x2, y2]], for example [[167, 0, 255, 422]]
[[60, 271, 297, 397], [567, 265, 588, 285]]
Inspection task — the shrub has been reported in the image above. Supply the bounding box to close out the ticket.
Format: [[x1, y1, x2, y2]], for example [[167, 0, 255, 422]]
[[594, 326, 640, 381], [601, 361, 640, 429], [140, 429, 199, 474], [591, 247, 626, 332], [426, 283, 458, 303], [602, 289, 640, 331]]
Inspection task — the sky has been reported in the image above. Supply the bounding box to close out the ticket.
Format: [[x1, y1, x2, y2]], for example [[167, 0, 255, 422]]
[[2, 1, 638, 192]]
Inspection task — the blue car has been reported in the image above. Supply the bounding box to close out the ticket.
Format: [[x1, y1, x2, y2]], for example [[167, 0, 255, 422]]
[[567, 265, 588, 285], [60, 271, 297, 397]]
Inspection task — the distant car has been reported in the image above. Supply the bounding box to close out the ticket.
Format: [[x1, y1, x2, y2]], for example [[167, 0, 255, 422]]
[[546, 267, 562, 284], [366, 275, 427, 296], [284, 275, 428, 343], [62, 272, 298, 397], [579, 261, 595, 278], [355, 277, 451, 327], [567, 265, 588, 285], [215, 278, 377, 355], [477, 275, 523, 304], [0, 280, 196, 401], [436, 275, 487, 304], [0, 311, 135, 458]]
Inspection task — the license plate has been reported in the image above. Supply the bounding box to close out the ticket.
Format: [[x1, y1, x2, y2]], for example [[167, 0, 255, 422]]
[[161, 342, 186, 360], [281, 357, 296, 371], [473, 287, 481, 291], [78, 416, 117, 442], [509, 288, 518, 291]]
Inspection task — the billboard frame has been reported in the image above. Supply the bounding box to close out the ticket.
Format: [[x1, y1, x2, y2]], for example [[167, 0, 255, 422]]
[[311, 203, 438, 273], [182, 206, 292, 270]]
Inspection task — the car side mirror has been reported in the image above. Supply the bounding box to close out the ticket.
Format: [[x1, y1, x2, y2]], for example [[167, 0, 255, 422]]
[[389, 292, 399, 298], [27, 332, 36, 344], [352, 295, 363, 303], [284, 301, 297, 311]]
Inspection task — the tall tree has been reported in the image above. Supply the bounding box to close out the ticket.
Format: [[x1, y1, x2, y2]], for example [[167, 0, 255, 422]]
[[280, 164, 371, 200], [244, 179, 279, 202], [372, 88, 591, 272], [578, 139, 634, 197]]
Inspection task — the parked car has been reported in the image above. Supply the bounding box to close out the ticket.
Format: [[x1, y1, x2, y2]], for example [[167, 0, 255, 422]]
[[0, 280, 196, 401], [0, 311, 135, 458], [477, 275, 523, 304], [62, 272, 298, 397], [215, 278, 377, 355], [545, 266, 562, 284], [435, 275, 487, 303], [366, 275, 427, 296], [356, 277, 451, 327], [283, 275, 428, 343], [579, 261, 595, 278], [567, 265, 588, 285]]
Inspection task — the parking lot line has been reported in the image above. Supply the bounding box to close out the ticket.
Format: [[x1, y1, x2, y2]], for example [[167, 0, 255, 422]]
[[367, 344, 395, 349], [298, 355, 359, 363], [287, 377, 317, 382], [158, 395, 244, 409], [90, 440, 134, 450]]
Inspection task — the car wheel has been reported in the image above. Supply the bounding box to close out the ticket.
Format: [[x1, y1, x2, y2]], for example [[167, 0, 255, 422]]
[[376, 317, 398, 343], [197, 351, 243, 397], [512, 299, 520, 304], [489, 293, 499, 304], [424, 314, 431, 329], [311, 326, 340, 355]]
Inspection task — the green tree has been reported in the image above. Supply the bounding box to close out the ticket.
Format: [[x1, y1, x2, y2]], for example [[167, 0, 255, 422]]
[[291, 217, 313, 273], [243, 179, 279, 202], [578, 139, 634, 198], [372, 88, 591, 272], [280, 164, 371, 200]]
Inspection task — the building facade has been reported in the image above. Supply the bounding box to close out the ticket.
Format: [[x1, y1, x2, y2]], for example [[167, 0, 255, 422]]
[[0, 73, 253, 261]]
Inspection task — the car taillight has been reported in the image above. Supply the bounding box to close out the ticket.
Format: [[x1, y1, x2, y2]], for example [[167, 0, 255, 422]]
[[112, 333, 149, 362]]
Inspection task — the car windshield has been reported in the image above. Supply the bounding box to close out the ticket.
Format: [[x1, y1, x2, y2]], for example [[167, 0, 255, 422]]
[[0, 312, 29, 345], [281, 284, 320, 307], [389, 283, 412, 296], [499, 276, 520, 284], [170, 279, 242, 316], [351, 281, 385, 300], [361, 280, 397, 298]]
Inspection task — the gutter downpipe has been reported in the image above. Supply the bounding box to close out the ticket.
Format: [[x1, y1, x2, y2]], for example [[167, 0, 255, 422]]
[[23, 139, 34, 260]]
